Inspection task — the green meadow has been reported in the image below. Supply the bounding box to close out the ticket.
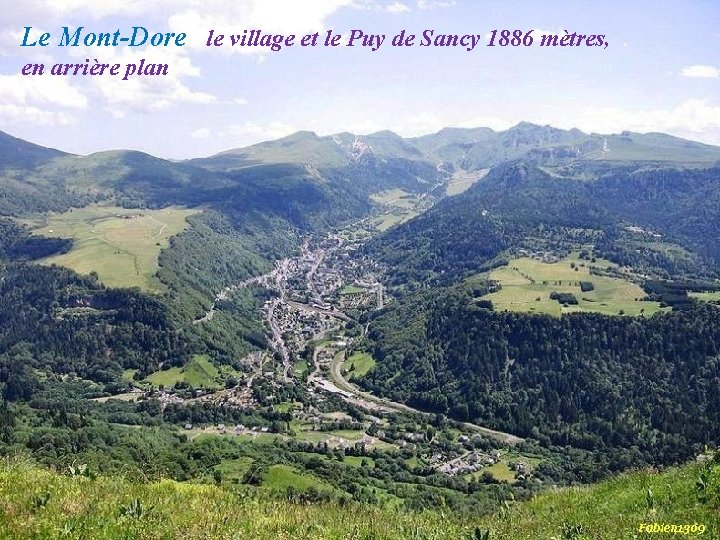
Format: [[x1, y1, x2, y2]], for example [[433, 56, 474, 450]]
[[445, 170, 487, 196], [482, 254, 666, 317], [31, 205, 199, 291], [369, 188, 418, 209], [690, 291, 720, 303], [342, 352, 376, 379], [370, 189, 424, 231], [262, 464, 336, 494], [145, 355, 223, 390]]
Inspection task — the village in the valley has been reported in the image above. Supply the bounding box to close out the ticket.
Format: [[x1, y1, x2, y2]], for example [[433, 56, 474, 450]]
[[99, 199, 539, 486]]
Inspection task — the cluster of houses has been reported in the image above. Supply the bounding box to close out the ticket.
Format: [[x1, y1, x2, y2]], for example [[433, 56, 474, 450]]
[[183, 423, 271, 436], [434, 449, 531, 480], [338, 287, 378, 310], [435, 450, 503, 476], [313, 266, 344, 300], [271, 301, 336, 350], [515, 248, 566, 265]]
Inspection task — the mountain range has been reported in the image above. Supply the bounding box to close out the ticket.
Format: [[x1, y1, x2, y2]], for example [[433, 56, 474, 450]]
[[1, 122, 720, 536]]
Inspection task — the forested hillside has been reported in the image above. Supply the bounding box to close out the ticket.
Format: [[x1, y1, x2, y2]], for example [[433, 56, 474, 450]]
[[0, 263, 188, 387], [1, 124, 720, 529], [369, 162, 720, 287], [361, 287, 720, 470]]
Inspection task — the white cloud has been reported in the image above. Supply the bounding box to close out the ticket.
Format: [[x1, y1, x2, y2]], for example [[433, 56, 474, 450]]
[[190, 127, 211, 138], [0, 74, 87, 108], [350, 0, 411, 13], [0, 74, 86, 126], [0, 103, 77, 126], [0, 0, 354, 121], [382, 2, 411, 13], [233, 97, 249, 106], [94, 75, 216, 114], [680, 65, 719, 79], [545, 99, 720, 146], [74, 46, 216, 113], [416, 0, 455, 10], [222, 121, 297, 142]]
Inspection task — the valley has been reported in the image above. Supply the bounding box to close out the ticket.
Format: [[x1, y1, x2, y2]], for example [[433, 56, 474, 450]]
[[1, 124, 720, 536], [134, 188, 529, 486]]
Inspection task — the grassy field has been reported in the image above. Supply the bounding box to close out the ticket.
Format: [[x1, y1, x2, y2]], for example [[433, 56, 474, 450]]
[[369, 189, 424, 231], [2, 458, 716, 539], [273, 402, 295, 413], [445, 169, 488, 196], [262, 465, 336, 494], [292, 358, 310, 378], [327, 429, 365, 441], [295, 431, 332, 444], [690, 291, 720, 302], [338, 285, 365, 295], [483, 461, 516, 483], [343, 456, 375, 468], [214, 457, 254, 482], [121, 369, 138, 383], [342, 352, 376, 379], [481, 254, 666, 317], [145, 355, 222, 390], [31, 205, 199, 291], [371, 210, 419, 232], [370, 188, 418, 209]]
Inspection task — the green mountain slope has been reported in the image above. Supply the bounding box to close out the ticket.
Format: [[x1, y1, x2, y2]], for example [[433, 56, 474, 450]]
[[194, 129, 426, 171], [0, 457, 717, 539], [360, 284, 720, 465], [0, 130, 69, 170], [2, 125, 720, 533], [355, 153, 720, 479], [411, 123, 720, 170], [369, 161, 720, 288]]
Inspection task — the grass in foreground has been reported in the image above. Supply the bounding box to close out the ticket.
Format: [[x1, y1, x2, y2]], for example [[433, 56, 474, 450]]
[[31, 205, 199, 291], [1, 457, 718, 539]]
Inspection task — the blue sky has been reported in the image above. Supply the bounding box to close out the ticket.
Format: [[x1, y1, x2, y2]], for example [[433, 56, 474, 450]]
[[0, 0, 718, 158]]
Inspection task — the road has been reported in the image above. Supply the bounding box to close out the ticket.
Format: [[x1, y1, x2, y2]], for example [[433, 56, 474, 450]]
[[192, 273, 268, 325], [193, 183, 525, 447], [267, 299, 292, 380], [322, 349, 524, 445], [259, 227, 524, 446], [305, 246, 325, 304], [286, 300, 351, 321]]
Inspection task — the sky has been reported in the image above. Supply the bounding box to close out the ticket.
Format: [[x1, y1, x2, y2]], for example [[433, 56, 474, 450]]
[[0, 0, 719, 159]]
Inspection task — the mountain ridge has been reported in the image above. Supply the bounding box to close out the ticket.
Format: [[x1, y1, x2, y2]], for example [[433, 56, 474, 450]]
[[4, 122, 720, 173]]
